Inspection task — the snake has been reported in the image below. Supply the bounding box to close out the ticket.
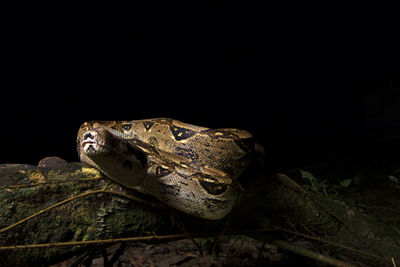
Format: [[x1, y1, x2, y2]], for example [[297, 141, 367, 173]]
[[77, 118, 254, 220]]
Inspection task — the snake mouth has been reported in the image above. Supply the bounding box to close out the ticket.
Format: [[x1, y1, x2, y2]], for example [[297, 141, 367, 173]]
[[81, 141, 102, 154], [81, 140, 95, 145]]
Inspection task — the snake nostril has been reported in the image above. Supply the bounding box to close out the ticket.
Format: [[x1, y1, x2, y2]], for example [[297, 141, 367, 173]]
[[84, 132, 95, 140]]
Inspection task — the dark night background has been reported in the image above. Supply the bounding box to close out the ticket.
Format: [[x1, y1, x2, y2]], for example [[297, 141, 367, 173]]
[[2, 3, 400, 176]]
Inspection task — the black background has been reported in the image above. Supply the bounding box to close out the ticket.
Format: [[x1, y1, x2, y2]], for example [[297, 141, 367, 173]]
[[2, 3, 400, 173]]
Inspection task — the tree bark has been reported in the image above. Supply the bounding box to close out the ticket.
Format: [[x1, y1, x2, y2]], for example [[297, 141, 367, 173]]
[[0, 158, 398, 266]]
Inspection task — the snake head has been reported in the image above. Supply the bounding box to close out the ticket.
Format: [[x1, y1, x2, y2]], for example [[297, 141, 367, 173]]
[[77, 121, 148, 187], [80, 129, 107, 155]]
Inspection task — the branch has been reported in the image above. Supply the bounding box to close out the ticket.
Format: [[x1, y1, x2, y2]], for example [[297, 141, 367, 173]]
[[0, 160, 398, 266]]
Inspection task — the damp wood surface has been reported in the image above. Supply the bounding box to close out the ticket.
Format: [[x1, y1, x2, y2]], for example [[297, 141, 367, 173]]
[[0, 157, 399, 266]]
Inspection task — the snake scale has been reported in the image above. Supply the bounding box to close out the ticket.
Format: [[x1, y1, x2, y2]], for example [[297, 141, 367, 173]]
[[77, 118, 254, 220]]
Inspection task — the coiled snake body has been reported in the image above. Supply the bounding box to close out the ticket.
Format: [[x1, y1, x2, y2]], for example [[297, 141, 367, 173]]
[[77, 118, 254, 220]]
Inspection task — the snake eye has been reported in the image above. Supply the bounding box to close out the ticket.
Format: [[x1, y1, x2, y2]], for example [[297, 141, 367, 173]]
[[122, 123, 132, 131]]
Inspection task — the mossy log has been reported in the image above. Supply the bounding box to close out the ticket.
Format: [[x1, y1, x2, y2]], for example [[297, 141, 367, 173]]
[[0, 157, 398, 266]]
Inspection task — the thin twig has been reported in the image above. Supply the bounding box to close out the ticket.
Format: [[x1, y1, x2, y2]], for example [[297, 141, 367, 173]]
[[274, 225, 391, 263], [0, 234, 187, 250], [0, 177, 104, 189], [268, 238, 355, 267], [0, 229, 279, 251]]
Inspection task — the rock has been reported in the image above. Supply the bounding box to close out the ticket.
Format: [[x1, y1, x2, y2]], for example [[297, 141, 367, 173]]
[[37, 156, 69, 169]]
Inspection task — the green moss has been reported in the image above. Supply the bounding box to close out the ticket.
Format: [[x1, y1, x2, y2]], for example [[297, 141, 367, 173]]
[[73, 228, 83, 240], [26, 169, 46, 183], [71, 167, 102, 179], [82, 233, 91, 241], [15, 171, 28, 180]]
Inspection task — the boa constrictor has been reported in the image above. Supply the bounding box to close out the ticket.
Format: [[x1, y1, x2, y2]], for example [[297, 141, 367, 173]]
[[77, 118, 254, 220]]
